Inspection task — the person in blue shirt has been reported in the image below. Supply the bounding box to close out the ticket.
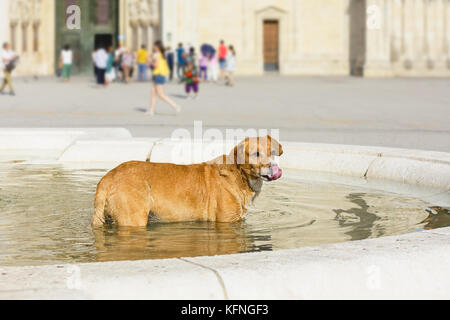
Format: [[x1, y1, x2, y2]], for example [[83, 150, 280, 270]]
[[105, 45, 115, 85], [176, 43, 185, 82], [165, 46, 175, 82]]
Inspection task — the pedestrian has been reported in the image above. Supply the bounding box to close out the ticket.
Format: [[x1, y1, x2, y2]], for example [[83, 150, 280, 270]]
[[121, 49, 134, 84], [105, 45, 116, 85], [225, 45, 236, 87], [185, 47, 197, 67], [114, 42, 125, 81], [59, 44, 72, 83], [207, 52, 218, 83], [0, 42, 18, 96], [147, 40, 180, 117], [92, 48, 98, 80], [136, 44, 149, 81], [94, 46, 108, 87], [176, 43, 185, 81], [184, 61, 199, 99], [218, 40, 227, 81], [165, 46, 175, 82], [198, 52, 208, 81]]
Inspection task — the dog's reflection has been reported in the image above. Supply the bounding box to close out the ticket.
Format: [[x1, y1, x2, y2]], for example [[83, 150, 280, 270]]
[[422, 207, 450, 230], [92, 221, 252, 262]]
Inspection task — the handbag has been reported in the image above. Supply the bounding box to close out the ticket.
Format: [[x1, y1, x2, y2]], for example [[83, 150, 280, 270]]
[[5, 57, 18, 72]]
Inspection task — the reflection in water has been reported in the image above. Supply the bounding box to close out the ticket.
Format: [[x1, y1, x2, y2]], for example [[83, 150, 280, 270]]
[[334, 193, 381, 240], [93, 222, 262, 262], [422, 207, 450, 230], [0, 163, 446, 266]]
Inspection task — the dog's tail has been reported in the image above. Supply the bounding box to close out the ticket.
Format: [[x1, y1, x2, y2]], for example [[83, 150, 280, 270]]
[[92, 181, 108, 227]]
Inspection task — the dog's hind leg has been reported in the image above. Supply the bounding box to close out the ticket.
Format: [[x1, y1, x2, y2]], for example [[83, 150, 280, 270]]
[[107, 186, 153, 227], [92, 185, 108, 227], [114, 199, 150, 227]]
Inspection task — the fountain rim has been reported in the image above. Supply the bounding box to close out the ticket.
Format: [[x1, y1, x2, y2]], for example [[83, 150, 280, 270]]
[[0, 128, 449, 299]]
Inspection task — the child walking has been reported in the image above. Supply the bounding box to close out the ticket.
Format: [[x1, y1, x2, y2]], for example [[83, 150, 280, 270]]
[[184, 61, 199, 99], [60, 44, 72, 82]]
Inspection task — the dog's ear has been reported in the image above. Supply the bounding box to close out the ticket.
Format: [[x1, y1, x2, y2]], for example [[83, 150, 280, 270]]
[[234, 143, 246, 165], [274, 143, 283, 156], [266, 135, 283, 156], [232, 138, 249, 165]]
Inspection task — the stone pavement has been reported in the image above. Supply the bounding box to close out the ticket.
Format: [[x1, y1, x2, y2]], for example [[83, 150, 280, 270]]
[[0, 75, 449, 152]]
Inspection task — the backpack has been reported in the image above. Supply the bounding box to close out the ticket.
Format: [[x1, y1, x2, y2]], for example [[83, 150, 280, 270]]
[[5, 57, 18, 72]]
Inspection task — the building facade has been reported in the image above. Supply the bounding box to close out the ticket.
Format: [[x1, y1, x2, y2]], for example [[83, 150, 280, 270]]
[[0, 0, 55, 76], [0, 0, 449, 77]]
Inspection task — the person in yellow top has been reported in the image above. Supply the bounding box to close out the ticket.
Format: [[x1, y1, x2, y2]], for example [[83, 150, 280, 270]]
[[136, 44, 149, 81], [147, 41, 181, 117]]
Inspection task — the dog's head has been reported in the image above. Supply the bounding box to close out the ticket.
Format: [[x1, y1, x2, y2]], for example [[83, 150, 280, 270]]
[[231, 135, 283, 182]]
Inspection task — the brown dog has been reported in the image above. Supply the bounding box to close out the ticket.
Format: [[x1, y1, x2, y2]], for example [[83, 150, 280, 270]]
[[92, 136, 283, 227]]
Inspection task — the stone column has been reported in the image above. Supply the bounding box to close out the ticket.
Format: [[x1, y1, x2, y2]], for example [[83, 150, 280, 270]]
[[364, 0, 393, 77], [446, 0, 450, 66], [390, 0, 402, 64], [434, 0, 447, 71], [414, 0, 427, 71], [0, 0, 9, 45], [8, 0, 19, 51], [400, 0, 415, 70], [118, 0, 127, 45], [149, 0, 160, 44], [128, 0, 139, 51], [160, 0, 177, 48], [32, 0, 41, 53], [138, 0, 151, 48]]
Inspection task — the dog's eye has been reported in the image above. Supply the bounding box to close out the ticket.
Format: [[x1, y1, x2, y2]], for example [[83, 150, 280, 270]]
[[252, 152, 260, 157], [271, 150, 277, 156]]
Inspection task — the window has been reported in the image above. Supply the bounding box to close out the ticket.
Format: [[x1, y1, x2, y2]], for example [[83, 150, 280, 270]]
[[96, 0, 110, 25], [33, 24, 39, 52]]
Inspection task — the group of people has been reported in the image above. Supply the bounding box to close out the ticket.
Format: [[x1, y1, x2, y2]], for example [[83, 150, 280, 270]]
[[58, 40, 179, 116], [91, 45, 138, 86], [59, 44, 137, 86], [173, 40, 236, 91], [1, 37, 235, 111], [55, 39, 236, 117]]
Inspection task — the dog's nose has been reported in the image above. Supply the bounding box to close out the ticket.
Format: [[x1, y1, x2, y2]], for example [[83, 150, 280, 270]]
[[269, 164, 283, 180]]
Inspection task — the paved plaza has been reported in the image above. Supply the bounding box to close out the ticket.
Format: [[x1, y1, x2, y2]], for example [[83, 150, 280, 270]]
[[0, 75, 449, 152]]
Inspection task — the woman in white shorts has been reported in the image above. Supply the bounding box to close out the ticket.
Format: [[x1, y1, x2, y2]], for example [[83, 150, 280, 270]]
[[207, 52, 219, 83]]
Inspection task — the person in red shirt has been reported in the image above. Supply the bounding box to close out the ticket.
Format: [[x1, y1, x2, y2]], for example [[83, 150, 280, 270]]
[[218, 40, 227, 81]]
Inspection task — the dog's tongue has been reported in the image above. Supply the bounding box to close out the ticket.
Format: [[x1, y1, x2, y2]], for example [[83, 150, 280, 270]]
[[270, 165, 283, 180]]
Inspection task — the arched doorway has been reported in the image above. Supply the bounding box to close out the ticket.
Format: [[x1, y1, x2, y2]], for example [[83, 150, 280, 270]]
[[255, 6, 287, 74], [263, 20, 279, 72]]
